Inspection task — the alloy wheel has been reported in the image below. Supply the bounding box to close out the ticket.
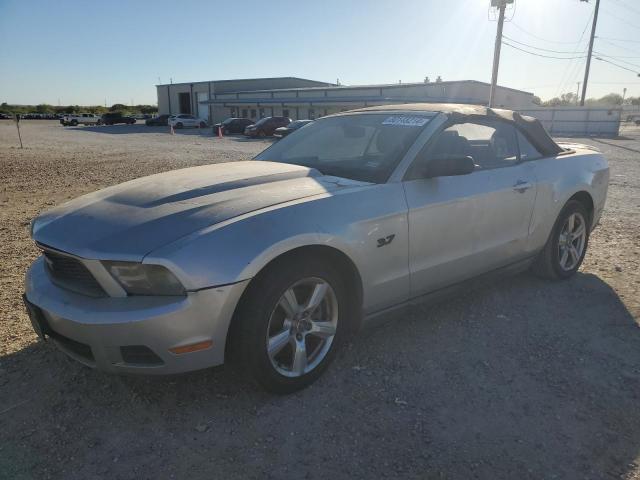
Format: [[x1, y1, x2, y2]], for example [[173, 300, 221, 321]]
[[558, 212, 587, 271], [266, 277, 338, 378]]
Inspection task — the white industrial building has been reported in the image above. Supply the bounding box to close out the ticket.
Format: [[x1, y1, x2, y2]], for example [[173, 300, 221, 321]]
[[156, 76, 537, 124]]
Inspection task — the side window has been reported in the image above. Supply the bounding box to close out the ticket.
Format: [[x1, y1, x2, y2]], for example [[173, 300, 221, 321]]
[[516, 131, 543, 161], [428, 121, 519, 170]]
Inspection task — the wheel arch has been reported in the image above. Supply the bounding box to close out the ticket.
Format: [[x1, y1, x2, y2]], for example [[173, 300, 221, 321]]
[[224, 244, 364, 361], [567, 190, 594, 227]]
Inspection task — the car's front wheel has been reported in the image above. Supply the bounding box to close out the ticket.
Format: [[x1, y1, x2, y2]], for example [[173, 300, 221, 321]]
[[232, 256, 349, 394], [532, 199, 590, 279]]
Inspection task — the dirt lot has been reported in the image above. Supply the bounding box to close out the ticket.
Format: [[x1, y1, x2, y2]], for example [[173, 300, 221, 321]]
[[1, 120, 639, 479]]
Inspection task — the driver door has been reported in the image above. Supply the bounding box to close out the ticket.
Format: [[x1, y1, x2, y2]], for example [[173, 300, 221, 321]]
[[403, 119, 537, 297]]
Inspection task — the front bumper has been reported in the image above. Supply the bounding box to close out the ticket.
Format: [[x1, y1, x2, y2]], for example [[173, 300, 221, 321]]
[[24, 257, 249, 374]]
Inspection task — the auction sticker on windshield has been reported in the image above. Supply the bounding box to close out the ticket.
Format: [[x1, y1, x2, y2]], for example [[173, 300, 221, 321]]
[[382, 115, 430, 127]]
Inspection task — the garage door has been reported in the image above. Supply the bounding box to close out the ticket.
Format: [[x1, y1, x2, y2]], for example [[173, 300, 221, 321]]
[[197, 92, 209, 121]]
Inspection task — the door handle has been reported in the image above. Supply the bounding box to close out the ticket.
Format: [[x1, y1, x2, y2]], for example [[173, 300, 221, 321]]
[[513, 179, 532, 193]]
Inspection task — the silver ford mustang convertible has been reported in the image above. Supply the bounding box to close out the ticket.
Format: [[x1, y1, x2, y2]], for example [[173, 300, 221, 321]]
[[24, 104, 609, 393]]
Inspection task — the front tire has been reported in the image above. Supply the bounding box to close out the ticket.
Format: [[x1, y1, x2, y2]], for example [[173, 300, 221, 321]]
[[532, 200, 590, 280], [231, 255, 350, 394]]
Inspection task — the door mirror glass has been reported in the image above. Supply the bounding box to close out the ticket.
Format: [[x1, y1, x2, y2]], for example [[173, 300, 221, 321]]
[[423, 155, 475, 178]]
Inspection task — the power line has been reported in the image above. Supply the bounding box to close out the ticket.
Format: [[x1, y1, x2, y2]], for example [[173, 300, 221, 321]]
[[593, 52, 640, 69], [502, 41, 587, 59], [594, 56, 640, 74], [508, 20, 583, 44], [596, 36, 640, 44], [502, 35, 584, 54], [602, 8, 640, 32], [610, 0, 640, 17], [555, 10, 594, 98], [596, 37, 640, 55]]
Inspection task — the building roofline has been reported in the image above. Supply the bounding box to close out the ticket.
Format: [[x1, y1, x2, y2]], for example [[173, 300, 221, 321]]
[[155, 76, 336, 88], [207, 80, 533, 96]]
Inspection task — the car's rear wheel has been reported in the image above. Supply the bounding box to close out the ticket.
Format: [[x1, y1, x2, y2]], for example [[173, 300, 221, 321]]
[[258, 130, 266, 138], [231, 256, 349, 394], [532, 200, 590, 279], [70, 119, 78, 126]]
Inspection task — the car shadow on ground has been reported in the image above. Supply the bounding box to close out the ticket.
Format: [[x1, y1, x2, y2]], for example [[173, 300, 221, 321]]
[[2, 272, 639, 479]]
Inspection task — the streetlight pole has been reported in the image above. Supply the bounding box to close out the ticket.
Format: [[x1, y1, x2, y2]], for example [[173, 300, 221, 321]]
[[488, 0, 509, 108], [580, 0, 600, 106]]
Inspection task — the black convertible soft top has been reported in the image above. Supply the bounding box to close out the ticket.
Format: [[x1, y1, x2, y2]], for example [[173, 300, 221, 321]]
[[350, 103, 564, 157]]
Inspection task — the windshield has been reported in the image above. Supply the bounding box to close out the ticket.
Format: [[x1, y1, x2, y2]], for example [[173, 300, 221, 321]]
[[222, 118, 234, 125], [255, 113, 432, 183], [254, 117, 270, 126]]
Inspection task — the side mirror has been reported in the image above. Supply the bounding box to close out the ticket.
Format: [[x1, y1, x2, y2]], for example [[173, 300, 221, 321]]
[[423, 155, 475, 178]]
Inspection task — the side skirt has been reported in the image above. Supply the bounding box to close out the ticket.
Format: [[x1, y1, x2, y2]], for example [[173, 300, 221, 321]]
[[361, 255, 536, 330]]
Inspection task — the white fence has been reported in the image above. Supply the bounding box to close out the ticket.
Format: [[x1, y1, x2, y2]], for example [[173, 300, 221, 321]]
[[518, 107, 622, 137]]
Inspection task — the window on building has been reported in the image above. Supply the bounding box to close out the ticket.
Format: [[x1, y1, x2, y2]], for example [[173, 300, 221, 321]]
[[250, 109, 257, 119], [242, 109, 248, 118], [259, 108, 265, 118], [283, 109, 290, 118], [308, 108, 315, 119]]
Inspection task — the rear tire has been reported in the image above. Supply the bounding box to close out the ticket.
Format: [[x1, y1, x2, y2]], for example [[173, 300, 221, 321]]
[[70, 120, 78, 126], [532, 200, 590, 280], [230, 255, 351, 394]]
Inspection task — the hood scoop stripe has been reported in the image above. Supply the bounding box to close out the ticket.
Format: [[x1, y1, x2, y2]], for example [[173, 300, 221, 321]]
[[139, 169, 319, 208]]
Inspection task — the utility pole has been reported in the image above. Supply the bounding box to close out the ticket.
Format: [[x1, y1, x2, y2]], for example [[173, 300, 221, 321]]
[[580, 0, 600, 106], [489, 0, 513, 107], [576, 82, 581, 105], [622, 87, 627, 104]]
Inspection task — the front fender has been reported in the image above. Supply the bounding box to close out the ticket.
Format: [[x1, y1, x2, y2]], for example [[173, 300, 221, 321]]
[[145, 183, 410, 314]]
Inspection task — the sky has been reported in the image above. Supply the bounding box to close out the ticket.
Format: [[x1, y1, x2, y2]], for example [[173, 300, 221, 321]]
[[1, 0, 639, 106]]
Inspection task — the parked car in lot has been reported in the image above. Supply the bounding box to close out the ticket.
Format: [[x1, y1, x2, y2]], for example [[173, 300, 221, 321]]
[[168, 114, 207, 129], [274, 119, 314, 138], [61, 113, 102, 126], [244, 116, 291, 137], [213, 117, 254, 135], [145, 114, 170, 126], [24, 103, 609, 394], [101, 113, 136, 125]]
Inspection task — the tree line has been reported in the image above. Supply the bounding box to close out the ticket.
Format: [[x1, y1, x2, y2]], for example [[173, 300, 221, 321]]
[[533, 92, 640, 107], [0, 102, 158, 115]]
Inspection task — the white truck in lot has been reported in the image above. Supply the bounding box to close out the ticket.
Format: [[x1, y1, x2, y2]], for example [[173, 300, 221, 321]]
[[60, 113, 102, 126]]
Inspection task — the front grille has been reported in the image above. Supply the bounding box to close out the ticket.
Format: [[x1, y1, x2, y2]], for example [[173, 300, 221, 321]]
[[42, 249, 106, 297]]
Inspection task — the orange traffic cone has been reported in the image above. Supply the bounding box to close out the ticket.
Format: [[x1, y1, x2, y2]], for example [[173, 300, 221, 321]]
[[218, 126, 223, 138]]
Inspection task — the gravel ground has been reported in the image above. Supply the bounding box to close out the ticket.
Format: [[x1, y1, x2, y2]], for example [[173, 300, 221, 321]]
[[1, 120, 639, 480]]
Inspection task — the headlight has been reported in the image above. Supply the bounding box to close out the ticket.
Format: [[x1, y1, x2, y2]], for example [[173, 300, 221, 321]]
[[103, 261, 185, 296]]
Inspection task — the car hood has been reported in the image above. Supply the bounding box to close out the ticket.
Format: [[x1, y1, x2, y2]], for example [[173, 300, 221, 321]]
[[32, 161, 368, 261]]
